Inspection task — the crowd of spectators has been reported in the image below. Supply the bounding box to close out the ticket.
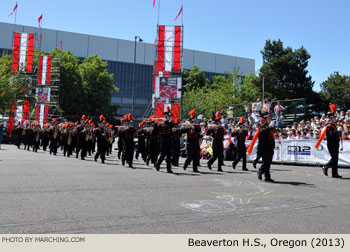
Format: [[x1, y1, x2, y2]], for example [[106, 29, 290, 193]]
[[180, 100, 350, 160], [190, 100, 350, 142]]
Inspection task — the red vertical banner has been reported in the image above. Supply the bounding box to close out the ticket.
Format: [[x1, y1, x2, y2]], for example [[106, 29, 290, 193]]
[[37, 56, 43, 84], [156, 104, 164, 118], [26, 33, 35, 72], [22, 100, 30, 121], [35, 105, 40, 122], [46, 56, 52, 84], [12, 33, 21, 72], [44, 105, 49, 124], [172, 104, 179, 121], [156, 25, 165, 71], [174, 26, 182, 72]]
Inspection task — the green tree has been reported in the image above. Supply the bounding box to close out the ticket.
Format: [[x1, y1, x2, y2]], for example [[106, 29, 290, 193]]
[[50, 49, 85, 120], [257, 39, 315, 100], [79, 55, 118, 119], [321, 72, 350, 111], [182, 69, 244, 119], [256, 39, 324, 117], [235, 73, 261, 103], [183, 65, 210, 91], [50, 49, 118, 120]]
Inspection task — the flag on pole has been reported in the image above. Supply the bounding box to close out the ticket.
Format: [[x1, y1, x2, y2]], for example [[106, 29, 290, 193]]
[[60, 40, 63, 50], [38, 14, 43, 28], [8, 2, 18, 17], [153, 0, 156, 8], [174, 4, 183, 21]]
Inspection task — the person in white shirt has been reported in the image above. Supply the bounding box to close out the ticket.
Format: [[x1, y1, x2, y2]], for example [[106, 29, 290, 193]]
[[256, 98, 263, 115]]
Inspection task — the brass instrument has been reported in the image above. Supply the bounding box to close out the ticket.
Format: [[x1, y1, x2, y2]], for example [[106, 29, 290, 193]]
[[89, 132, 93, 140], [36, 131, 39, 142], [53, 129, 58, 139], [67, 131, 72, 145], [108, 131, 113, 144]]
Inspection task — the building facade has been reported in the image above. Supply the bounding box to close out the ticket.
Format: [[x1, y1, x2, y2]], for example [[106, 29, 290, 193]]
[[0, 22, 255, 119]]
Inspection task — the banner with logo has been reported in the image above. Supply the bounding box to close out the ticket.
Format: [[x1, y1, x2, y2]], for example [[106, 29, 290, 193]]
[[155, 76, 182, 99], [246, 139, 350, 166], [35, 88, 51, 102]]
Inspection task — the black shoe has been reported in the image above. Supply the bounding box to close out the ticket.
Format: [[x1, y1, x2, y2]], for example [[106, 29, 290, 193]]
[[265, 178, 275, 183], [156, 163, 160, 171], [167, 169, 173, 173], [207, 163, 212, 170], [332, 175, 342, 178], [146, 159, 150, 166], [81, 157, 85, 160], [322, 166, 328, 176], [257, 171, 262, 180], [129, 165, 134, 169], [232, 163, 236, 169], [183, 163, 187, 170], [218, 168, 223, 172], [253, 162, 257, 169], [193, 169, 199, 173], [243, 168, 248, 171], [122, 159, 125, 166]]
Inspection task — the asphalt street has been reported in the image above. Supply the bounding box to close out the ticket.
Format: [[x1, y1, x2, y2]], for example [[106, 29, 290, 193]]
[[0, 144, 349, 234]]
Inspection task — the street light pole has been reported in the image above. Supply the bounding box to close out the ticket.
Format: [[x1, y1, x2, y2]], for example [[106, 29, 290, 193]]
[[262, 77, 265, 102], [132, 36, 142, 122]]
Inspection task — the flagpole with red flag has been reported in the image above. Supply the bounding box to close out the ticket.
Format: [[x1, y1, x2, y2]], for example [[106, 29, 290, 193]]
[[14, 3, 18, 26], [157, 0, 161, 25], [181, 2, 184, 26], [9, 2, 18, 18], [38, 14, 43, 50], [174, 4, 183, 21], [9, 2, 18, 49]]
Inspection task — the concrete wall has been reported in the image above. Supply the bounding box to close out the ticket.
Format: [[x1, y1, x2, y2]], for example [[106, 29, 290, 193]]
[[0, 22, 255, 75]]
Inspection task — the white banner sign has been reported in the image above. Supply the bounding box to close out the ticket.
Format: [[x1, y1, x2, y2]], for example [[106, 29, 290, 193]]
[[246, 139, 350, 166]]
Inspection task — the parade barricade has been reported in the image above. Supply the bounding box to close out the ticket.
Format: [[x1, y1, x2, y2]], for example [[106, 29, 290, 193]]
[[246, 139, 350, 167]]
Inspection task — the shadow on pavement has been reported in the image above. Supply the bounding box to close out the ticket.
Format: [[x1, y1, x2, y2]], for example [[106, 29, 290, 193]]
[[272, 181, 315, 187], [170, 172, 201, 176], [224, 171, 250, 174], [198, 171, 225, 175]]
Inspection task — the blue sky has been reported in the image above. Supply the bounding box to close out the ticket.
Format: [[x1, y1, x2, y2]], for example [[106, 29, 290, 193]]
[[2, 0, 350, 91]]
